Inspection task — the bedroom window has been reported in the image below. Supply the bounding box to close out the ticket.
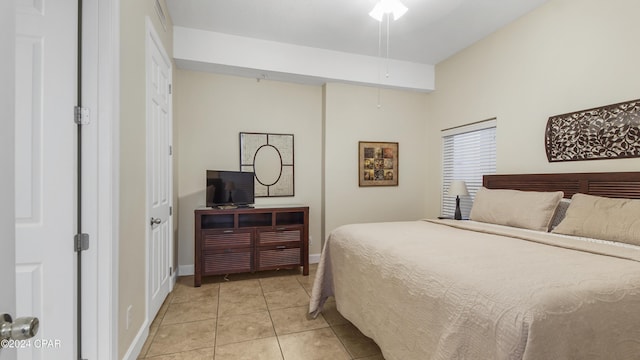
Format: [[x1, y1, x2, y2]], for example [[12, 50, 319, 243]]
[[441, 119, 497, 218]]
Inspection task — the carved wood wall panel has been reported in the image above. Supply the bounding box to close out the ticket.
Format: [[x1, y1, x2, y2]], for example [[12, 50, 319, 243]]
[[545, 99, 640, 162]]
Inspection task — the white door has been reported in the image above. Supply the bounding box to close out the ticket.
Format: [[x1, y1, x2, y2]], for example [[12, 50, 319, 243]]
[[1, 2, 17, 359], [14, 0, 77, 359], [146, 18, 173, 320]]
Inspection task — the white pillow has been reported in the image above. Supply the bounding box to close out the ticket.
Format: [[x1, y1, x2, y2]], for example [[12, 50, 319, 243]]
[[470, 187, 564, 231], [552, 193, 640, 245]]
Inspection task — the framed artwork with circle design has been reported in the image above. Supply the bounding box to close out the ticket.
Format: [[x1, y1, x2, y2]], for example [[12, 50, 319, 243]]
[[359, 141, 398, 187], [240, 132, 294, 197]]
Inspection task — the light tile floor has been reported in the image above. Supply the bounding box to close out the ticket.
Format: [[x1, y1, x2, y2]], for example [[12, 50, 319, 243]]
[[138, 264, 385, 360]]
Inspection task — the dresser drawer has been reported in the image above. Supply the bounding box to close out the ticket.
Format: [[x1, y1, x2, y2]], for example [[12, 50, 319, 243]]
[[202, 229, 253, 249], [257, 226, 302, 246], [203, 248, 253, 275], [257, 244, 301, 270]]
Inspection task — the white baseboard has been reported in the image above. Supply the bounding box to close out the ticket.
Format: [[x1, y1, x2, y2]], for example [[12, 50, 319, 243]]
[[121, 320, 149, 360], [178, 254, 321, 277], [309, 253, 321, 264], [178, 264, 194, 276]]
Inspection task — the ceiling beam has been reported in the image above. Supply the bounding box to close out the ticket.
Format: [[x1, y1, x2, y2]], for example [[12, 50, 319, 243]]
[[173, 26, 435, 92]]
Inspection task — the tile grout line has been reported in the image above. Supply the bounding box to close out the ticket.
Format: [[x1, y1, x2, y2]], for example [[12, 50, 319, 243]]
[[328, 323, 356, 360], [144, 286, 219, 359], [302, 271, 369, 360], [140, 294, 172, 359], [212, 281, 222, 359], [260, 278, 287, 360]]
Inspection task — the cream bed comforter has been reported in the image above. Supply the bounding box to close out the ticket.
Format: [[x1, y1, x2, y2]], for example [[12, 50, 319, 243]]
[[309, 219, 640, 360]]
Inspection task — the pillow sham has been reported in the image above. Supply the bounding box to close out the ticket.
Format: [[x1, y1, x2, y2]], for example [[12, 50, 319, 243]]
[[552, 193, 640, 246], [470, 187, 564, 231]]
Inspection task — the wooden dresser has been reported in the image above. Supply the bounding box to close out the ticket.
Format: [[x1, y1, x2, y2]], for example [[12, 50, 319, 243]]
[[194, 205, 309, 287]]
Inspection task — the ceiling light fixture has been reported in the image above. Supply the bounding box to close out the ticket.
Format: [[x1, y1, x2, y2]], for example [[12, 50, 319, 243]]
[[369, 0, 408, 22]]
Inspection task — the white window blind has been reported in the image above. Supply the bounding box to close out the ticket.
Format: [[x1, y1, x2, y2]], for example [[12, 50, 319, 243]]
[[441, 119, 497, 218]]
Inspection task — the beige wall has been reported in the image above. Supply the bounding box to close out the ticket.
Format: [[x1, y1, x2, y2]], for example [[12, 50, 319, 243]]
[[119, 0, 173, 357], [174, 75, 430, 268], [175, 71, 323, 267], [324, 83, 429, 236], [425, 0, 640, 217]]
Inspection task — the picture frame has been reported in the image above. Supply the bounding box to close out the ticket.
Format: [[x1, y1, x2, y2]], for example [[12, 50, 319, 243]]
[[240, 132, 295, 197], [359, 141, 398, 187]]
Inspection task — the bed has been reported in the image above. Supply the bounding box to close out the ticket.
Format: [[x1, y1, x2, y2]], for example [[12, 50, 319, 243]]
[[309, 172, 640, 360]]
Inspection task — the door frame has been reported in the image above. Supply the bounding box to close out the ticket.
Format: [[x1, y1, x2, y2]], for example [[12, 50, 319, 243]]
[[81, 0, 119, 358], [0, 0, 120, 360], [144, 15, 175, 326], [4, 0, 118, 358], [0, 0, 16, 358]]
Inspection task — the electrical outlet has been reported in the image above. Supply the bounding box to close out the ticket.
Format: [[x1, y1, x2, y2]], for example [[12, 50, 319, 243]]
[[126, 305, 133, 330]]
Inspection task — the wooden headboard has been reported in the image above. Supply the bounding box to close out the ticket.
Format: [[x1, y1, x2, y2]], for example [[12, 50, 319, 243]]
[[483, 172, 640, 199]]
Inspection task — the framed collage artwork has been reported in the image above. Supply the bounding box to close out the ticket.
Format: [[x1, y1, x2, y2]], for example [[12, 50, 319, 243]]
[[358, 141, 398, 187]]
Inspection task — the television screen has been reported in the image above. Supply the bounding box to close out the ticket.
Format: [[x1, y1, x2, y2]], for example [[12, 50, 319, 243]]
[[206, 170, 255, 207]]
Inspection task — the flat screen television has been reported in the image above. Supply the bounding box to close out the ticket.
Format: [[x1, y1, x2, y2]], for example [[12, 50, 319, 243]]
[[206, 170, 255, 207]]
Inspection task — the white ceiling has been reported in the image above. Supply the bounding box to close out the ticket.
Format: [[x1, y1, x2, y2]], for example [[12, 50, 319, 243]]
[[166, 0, 550, 65]]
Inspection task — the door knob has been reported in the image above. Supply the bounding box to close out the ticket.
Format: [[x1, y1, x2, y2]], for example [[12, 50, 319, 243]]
[[1, 314, 39, 346], [150, 217, 162, 226]]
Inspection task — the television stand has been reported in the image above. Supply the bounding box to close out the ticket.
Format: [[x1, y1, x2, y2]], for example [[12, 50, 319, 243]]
[[194, 205, 309, 287]]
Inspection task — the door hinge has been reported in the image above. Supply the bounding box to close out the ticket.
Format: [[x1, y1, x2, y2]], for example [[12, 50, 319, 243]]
[[74, 233, 90, 252], [168, 84, 172, 94], [169, 267, 173, 276], [169, 145, 172, 156], [169, 206, 173, 216], [74, 106, 90, 125]]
